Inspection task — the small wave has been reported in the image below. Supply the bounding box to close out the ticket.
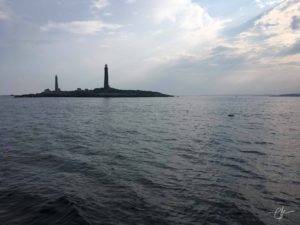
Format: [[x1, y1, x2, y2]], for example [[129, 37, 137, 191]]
[[0, 190, 91, 225], [218, 161, 265, 180], [254, 141, 272, 145], [207, 202, 265, 225], [37, 196, 91, 225], [192, 138, 203, 144], [241, 150, 266, 156]]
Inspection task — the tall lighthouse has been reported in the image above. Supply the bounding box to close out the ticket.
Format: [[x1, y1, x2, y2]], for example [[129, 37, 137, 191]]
[[55, 75, 59, 92], [104, 64, 109, 89]]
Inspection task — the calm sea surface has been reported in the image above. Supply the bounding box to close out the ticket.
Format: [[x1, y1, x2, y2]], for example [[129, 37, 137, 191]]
[[0, 96, 299, 225]]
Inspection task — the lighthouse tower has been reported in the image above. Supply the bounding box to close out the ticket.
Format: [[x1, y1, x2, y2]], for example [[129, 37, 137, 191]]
[[55, 75, 59, 92], [104, 64, 109, 89]]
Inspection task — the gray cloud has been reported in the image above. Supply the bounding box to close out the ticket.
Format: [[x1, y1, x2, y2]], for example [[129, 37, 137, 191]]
[[0, 0, 11, 21], [291, 16, 300, 30], [279, 40, 300, 56], [41, 20, 122, 35], [92, 0, 109, 10]]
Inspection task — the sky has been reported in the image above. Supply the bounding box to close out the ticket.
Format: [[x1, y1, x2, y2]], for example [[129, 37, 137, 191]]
[[0, 0, 300, 95]]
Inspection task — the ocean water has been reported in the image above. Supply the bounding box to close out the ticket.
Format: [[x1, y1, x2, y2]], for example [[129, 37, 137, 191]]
[[0, 96, 299, 225]]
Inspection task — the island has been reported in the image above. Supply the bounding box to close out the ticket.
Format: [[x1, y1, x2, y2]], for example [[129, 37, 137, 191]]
[[271, 93, 300, 97], [14, 65, 173, 98]]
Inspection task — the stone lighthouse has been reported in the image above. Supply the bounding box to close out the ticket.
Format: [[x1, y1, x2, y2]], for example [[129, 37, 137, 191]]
[[104, 64, 109, 89], [55, 75, 59, 92]]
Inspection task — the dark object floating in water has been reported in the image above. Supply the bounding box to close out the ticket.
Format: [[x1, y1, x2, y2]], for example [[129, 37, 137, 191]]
[[14, 64, 173, 98], [228, 114, 235, 117]]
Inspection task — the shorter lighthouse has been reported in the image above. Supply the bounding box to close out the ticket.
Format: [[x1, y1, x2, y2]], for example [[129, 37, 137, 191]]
[[104, 64, 109, 89]]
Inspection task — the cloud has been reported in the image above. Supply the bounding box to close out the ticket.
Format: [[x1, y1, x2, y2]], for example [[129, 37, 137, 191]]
[[41, 20, 122, 35], [153, 0, 223, 29], [0, 11, 9, 20], [221, 0, 300, 64], [291, 16, 300, 30], [255, 0, 283, 8], [140, 0, 228, 63], [141, 0, 300, 94], [279, 40, 300, 56], [103, 12, 112, 17], [253, 0, 300, 46], [92, 0, 109, 10], [127, 0, 136, 4], [0, 0, 11, 21]]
